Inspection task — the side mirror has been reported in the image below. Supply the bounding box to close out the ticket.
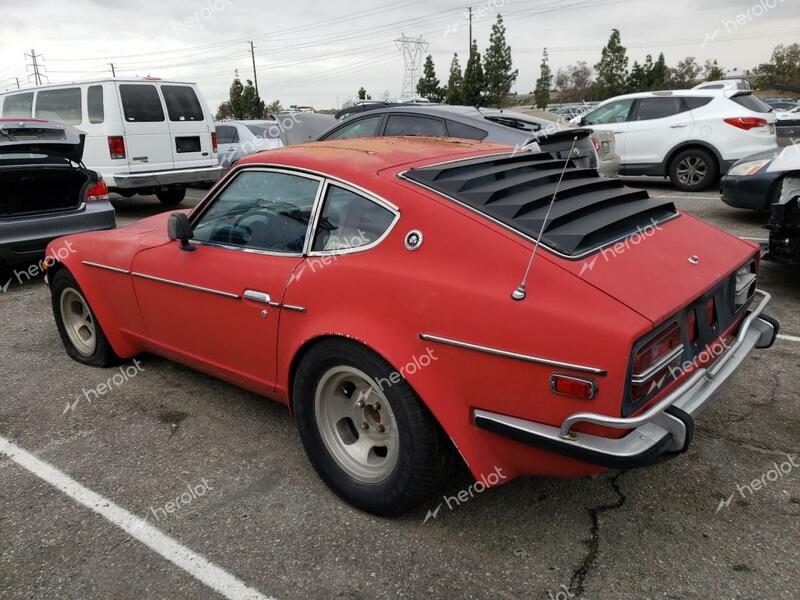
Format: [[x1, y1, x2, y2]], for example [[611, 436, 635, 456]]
[[168, 213, 195, 252]]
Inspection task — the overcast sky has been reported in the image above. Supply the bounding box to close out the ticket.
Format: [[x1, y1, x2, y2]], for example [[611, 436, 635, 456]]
[[0, 0, 797, 111]]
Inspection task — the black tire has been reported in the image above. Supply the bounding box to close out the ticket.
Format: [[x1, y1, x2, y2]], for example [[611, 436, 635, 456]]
[[51, 268, 119, 367], [293, 339, 451, 516], [156, 187, 186, 206], [668, 148, 719, 192]]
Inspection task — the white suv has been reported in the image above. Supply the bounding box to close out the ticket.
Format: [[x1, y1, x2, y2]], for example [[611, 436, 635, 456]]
[[573, 89, 778, 191]]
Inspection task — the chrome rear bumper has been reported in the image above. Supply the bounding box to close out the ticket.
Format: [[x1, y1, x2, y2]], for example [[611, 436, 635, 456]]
[[474, 290, 778, 469]]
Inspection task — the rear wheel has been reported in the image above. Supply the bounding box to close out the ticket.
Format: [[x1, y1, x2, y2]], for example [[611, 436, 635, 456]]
[[293, 339, 451, 516], [669, 148, 718, 192], [51, 269, 119, 367], [156, 187, 186, 206]]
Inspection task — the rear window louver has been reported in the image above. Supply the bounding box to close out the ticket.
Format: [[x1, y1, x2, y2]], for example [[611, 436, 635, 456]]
[[403, 151, 678, 258]]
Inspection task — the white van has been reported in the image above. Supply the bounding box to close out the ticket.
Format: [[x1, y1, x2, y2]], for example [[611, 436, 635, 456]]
[[0, 77, 222, 205]]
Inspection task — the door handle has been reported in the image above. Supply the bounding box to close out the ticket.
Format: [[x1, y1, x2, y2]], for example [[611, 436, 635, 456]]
[[612, 131, 624, 134], [243, 290, 272, 304], [670, 123, 688, 128]]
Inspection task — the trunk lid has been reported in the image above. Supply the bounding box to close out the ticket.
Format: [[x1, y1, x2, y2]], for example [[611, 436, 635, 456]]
[[0, 119, 85, 162]]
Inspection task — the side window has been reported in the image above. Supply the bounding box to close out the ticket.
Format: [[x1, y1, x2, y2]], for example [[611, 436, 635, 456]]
[[2, 92, 34, 118], [312, 185, 395, 252], [384, 115, 446, 137], [192, 171, 320, 254], [35, 88, 82, 125], [446, 120, 489, 140], [582, 100, 634, 125], [119, 84, 165, 122], [88, 85, 104, 124], [161, 85, 204, 121], [635, 97, 685, 121], [684, 97, 713, 110], [325, 115, 382, 140], [216, 125, 239, 144]]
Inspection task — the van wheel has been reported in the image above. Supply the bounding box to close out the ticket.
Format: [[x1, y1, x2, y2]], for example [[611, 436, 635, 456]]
[[669, 148, 718, 192], [51, 269, 119, 367], [156, 187, 186, 206], [293, 339, 451, 516]]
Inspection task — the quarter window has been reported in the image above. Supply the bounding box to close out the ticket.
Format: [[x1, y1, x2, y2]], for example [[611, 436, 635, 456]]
[[325, 115, 382, 140], [312, 185, 395, 252], [635, 97, 685, 120], [446, 120, 488, 140], [192, 170, 320, 254], [384, 115, 446, 137], [582, 100, 634, 125], [215, 125, 239, 144], [35, 88, 82, 125], [2, 92, 34, 118], [119, 84, 165, 122], [88, 85, 104, 124], [161, 85, 204, 121]]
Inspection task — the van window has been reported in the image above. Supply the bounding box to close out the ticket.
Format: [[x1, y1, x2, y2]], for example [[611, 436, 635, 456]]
[[162, 85, 204, 121], [88, 85, 104, 124], [119, 84, 165, 122], [2, 92, 34, 118], [35, 88, 82, 125]]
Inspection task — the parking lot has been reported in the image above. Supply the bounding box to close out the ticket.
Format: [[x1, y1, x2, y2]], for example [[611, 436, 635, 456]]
[[1, 181, 798, 600]]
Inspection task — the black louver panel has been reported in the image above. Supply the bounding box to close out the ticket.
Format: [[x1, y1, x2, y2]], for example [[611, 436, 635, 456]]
[[404, 151, 677, 257]]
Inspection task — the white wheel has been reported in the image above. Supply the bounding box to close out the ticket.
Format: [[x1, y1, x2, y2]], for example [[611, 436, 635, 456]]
[[59, 287, 97, 356]]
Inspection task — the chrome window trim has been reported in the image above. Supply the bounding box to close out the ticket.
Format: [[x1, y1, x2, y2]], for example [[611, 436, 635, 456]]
[[188, 166, 325, 256], [419, 333, 607, 376], [396, 163, 680, 261], [81, 261, 130, 275], [306, 179, 400, 257], [131, 271, 240, 300]]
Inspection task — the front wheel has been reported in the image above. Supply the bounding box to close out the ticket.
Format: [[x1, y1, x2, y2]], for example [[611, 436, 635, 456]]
[[293, 339, 451, 516], [668, 148, 718, 192], [156, 187, 186, 206]]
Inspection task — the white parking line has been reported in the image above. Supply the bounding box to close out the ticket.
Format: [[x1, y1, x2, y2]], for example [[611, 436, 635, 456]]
[[778, 334, 800, 343], [0, 435, 272, 600]]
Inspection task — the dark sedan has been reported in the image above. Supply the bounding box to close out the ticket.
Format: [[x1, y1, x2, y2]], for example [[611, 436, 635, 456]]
[[720, 148, 785, 213]]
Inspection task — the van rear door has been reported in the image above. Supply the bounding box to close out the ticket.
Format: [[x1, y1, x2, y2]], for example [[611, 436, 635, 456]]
[[159, 84, 216, 169], [116, 82, 174, 173]]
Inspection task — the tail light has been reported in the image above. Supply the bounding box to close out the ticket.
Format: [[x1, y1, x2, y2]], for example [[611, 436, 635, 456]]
[[724, 117, 767, 130], [734, 260, 757, 309], [550, 374, 597, 400], [631, 322, 684, 402], [108, 136, 126, 159], [590, 136, 601, 152], [211, 132, 218, 153], [86, 177, 109, 202], [687, 309, 698, 343]]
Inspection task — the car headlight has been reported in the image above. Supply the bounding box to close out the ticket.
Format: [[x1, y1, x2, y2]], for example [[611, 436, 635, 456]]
[[728, 159, 771, 177]]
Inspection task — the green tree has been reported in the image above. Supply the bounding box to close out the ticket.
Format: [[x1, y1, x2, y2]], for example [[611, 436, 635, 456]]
[[533, 48, 552, 109], [445, 53, 464, 105], [626, 60, 648, 92], [357, 87, 371, 100], [482, 15, 518, 107], [554, 62, 594, 103], [648, 53, 669, 89], [594, 29, 629, 99], [703, 59, 726, 82], [215, 101, 233, 120], [417, 55, 445, 102], [217, 78, 264, 120], [755, 44, 800, 87], [265, 99, 283, 117], [665, 56, 701, 89], [239, 79, 265, 119], [462, 40, 485, 107]]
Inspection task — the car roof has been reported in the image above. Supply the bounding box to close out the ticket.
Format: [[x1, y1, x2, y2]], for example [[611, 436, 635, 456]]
[[2, 77, 199, 95]]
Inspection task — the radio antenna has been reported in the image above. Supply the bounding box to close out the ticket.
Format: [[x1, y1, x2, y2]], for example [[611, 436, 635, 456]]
[[511, 135, 579, 301]]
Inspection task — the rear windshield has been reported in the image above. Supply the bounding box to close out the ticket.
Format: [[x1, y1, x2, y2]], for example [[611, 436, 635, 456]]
[[161, 85, 204, 121], [35, 88, 82, 125], [245, 124, 280, 138], [731, 93, 772, 113], [119, 84, 165, 122], [2, 92, 34, 118]]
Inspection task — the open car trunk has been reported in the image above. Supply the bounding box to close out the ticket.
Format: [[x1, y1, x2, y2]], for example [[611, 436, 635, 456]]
[[0, 163, 89, 218]]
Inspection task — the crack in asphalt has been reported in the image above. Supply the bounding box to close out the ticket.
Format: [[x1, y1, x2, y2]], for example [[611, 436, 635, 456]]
[[568, 471, 627, 599]]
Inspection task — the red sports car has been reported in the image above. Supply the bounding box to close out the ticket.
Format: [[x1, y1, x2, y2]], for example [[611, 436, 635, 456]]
[[46, 137, 779, 515]]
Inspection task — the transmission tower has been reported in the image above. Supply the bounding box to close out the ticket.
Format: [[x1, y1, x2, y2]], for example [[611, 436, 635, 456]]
[[24, 49, 47, 86], [395, 34, 429, 100]]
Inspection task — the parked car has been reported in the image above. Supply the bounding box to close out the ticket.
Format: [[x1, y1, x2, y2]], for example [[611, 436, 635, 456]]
[[216, 114, 338, 171], [762, 149, 800, 264], [0, 119, 115, 268], [572, 89, 778, 191], [775, 105, 800, 138], [720, 147, 789, 213], [44, 137, 777, 515], [0, 78, 223, 206], [764, 100, 798, 111], [335, 100, 433, 122], [319, 105, 619, 177], [693, 79, 751, 91]]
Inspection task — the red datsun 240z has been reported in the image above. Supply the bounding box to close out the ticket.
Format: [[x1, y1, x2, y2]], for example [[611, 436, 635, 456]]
[[46, 136, 779, 515]]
